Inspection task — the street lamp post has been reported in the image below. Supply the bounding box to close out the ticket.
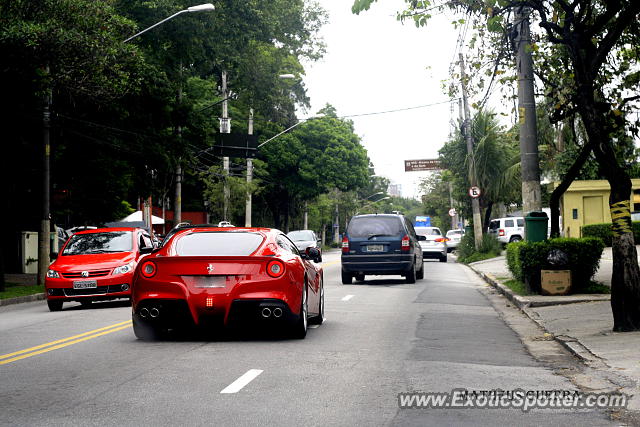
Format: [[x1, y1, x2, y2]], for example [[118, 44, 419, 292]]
[[124, 3, 214, 229]]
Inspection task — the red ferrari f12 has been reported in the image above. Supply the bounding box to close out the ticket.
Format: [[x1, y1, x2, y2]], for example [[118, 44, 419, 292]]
[[131, 225, 324, 339]]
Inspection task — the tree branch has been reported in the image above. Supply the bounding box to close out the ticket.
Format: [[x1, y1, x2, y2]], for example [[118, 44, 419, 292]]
[[592, 4, 640, 72]]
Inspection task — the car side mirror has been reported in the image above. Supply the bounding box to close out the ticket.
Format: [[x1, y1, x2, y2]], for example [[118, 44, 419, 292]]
[[306, 247, 321, 263], [417, 235, 427, 241], [140, 246, 154, 254]]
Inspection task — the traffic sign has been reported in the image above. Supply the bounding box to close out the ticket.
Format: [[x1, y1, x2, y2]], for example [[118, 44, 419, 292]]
[[404, 159, 441, 172], [448, 208, 456, 217], [468, 186, 481, 198]]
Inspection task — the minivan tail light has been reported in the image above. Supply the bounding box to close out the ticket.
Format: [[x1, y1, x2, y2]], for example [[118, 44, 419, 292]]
[[435, 237, 449, 243], [499, 229, 505, 237], [401, 235, 410, 251], [342, 236, 349, 253]]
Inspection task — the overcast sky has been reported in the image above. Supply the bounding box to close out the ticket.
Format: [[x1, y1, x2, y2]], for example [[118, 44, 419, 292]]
[[302, 0, 462, 199]]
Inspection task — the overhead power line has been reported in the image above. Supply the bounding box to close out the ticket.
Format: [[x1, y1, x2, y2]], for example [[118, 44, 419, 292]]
[[339, 100, 454, 119]]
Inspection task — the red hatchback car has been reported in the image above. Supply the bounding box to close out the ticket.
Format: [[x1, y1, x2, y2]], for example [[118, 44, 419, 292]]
[[131, 226, 324, 340], [45, 227, 155, 311]]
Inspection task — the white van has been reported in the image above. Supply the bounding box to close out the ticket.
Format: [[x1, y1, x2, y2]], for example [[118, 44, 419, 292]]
[[488, 217, 525, 244]]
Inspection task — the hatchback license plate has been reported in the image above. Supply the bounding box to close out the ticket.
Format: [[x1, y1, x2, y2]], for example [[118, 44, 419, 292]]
[[73, 280, 97, 289], [366, 244, 384, 252]]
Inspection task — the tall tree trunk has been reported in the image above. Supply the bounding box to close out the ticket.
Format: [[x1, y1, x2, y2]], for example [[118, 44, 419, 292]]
[[577, 89, 640, 331], [549, 142, 592, 237]]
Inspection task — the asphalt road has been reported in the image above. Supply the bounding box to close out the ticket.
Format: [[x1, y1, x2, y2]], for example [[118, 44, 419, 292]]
[[0, 251, 617, 426]]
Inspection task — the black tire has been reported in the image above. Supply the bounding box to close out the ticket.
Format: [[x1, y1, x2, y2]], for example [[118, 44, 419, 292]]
[[47, 300, 63, 312], [309, 278, 324, 326], [354, 274, 365, 282], [132, 313, 162, 341], [440, 255, 448, 263], [510, 236, 522, 243], [416, 263, 424, 280], [341, 271, 352, 285], [405, 264, 416, 284], [292, 285, 308, 339]]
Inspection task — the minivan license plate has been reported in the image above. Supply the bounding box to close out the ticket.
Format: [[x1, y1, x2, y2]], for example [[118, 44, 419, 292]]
[[367, 244, 383, 252], [73, 280, 97, 289]]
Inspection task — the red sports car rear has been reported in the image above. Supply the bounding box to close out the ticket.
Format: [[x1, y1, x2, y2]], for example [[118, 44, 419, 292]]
[[131, 226, 324, 340]]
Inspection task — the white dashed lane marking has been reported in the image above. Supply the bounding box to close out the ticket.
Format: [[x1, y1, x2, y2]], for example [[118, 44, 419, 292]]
[[341, 295, 354, 301], [220, 369, 263, 394]]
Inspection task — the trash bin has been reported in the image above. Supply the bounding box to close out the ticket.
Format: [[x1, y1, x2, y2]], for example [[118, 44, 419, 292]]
[[525, 211, 548, 242]]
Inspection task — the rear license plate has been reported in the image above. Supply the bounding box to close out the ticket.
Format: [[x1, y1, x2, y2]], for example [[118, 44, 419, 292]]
[[73, 280, 97, 289], [366, 244, 384, 252], [183, 276, 228, 288]]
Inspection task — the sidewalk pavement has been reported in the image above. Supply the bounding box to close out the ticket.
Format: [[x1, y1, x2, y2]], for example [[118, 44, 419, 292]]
[[467, 254, 640, 412]]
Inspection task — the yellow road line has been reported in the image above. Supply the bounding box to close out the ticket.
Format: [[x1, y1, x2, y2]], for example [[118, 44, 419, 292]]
[[322, 260, 340, 266], [0, 320, 132, 365]]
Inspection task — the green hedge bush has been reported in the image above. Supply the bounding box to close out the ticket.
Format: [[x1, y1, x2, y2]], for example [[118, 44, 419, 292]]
[[457, 232, 502, 263], [581, 221, 640, 246], [505, 237, 604, 294]]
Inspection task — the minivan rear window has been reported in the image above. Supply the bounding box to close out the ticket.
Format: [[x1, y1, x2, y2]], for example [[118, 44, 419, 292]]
[[347, 216, 403, 238]]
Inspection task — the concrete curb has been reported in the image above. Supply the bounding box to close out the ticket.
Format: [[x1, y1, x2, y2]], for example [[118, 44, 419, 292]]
[[0, 293, 46, 307], [467, 264, 607, 365]]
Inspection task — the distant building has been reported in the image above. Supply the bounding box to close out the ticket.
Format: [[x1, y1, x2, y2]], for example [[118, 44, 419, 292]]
[[388, 183, 402, 197], [552, 178, 640, 237]]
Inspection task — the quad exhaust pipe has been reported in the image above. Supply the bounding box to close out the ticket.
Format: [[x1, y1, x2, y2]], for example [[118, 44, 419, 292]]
[[149, 307, 160, 318], [273, 307, 283, 318], [261, 307, 272, 318], [139, 307, 149, 318]]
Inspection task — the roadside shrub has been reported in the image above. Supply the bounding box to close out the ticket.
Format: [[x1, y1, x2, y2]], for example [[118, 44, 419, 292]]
[[581, 221, 640, 246], [457, 232, 502, 263], [506, 237, 604, 293]]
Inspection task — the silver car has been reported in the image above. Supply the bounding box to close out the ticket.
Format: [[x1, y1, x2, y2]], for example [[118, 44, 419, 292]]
[[415, 226, 447, 262], [445, 229, 465, 252], [286, 229, 322, 262]]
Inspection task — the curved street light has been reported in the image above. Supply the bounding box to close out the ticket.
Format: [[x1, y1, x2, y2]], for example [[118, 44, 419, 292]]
[[257, 113, 325, 148], [355, 196, 391, 215], [123, 3, 215, 42]]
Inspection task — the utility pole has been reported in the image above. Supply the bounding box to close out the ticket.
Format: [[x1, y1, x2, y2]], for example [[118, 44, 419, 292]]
[[245, 108, 253, 227], [174, 71, 183, 226], [303, 201, 308, 230], [37, 66, 51, 286], [220, 70, 231, 221], [459, 53, 483, 250], [333, 204, 340, 244], [515, 6, 541, 214]]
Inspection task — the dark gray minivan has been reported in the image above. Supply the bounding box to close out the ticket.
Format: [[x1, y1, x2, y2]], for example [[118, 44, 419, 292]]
[[340, 214, 425, 284]]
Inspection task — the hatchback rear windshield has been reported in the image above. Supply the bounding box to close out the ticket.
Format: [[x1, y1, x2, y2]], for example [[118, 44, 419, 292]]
[[415, 227, 442, 236], [62, 232, 132, 255], [174, 232, 264, 256], [347, 216, 403, 238]]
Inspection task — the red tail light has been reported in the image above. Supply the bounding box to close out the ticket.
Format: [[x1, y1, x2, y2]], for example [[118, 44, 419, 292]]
[[140, 261, 156, 278], [342, 236, 349, 254], [401, 235, 410, 251], [266, 260, 285, 278], [206, 297, 214, 308], [499, 229, 505, 236], [435, 237, 450, 243]]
